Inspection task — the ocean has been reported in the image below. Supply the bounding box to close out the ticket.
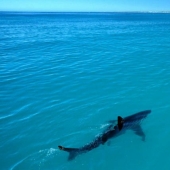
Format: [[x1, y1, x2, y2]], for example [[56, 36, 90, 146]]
[[0, 12, 170, 170]]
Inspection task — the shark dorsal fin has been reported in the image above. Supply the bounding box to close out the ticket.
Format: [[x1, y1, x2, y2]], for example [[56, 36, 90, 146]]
[[118, 116, 124, 131]]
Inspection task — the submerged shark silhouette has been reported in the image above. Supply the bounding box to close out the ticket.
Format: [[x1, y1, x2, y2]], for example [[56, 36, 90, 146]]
[[58, 110, 151, 160]]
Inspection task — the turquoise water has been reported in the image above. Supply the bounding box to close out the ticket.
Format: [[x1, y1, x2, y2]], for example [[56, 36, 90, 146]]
[[1, 12, 170, 170]]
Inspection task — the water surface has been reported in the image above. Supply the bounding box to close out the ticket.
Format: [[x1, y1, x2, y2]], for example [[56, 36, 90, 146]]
[[0, 12, 170, 170]]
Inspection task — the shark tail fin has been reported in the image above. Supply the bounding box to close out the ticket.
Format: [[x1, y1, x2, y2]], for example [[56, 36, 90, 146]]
[[68, 151, 79, 160], [58, 145, 79, 161], [118, 116, 124, 131]]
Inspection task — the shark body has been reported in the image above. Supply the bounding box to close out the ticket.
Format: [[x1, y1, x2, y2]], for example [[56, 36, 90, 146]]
[[58, 110, 151, 160]]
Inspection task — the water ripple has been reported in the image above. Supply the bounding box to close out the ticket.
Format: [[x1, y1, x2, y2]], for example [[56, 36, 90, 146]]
[[1, 12, 170, 170]]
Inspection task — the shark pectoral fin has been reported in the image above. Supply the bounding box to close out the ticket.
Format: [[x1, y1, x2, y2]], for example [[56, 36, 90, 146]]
[[131, 125, 145, 141], [118, 116, 124, 131]]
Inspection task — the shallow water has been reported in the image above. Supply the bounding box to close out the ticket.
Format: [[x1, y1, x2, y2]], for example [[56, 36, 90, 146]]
[[0, 12, 170, 170]]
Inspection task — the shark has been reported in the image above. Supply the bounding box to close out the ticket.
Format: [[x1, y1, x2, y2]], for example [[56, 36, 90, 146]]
[[58, 110, 151, 160]]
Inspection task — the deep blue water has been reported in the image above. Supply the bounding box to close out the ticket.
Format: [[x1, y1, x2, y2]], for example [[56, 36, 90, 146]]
[[0, 12, 170, 170]]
